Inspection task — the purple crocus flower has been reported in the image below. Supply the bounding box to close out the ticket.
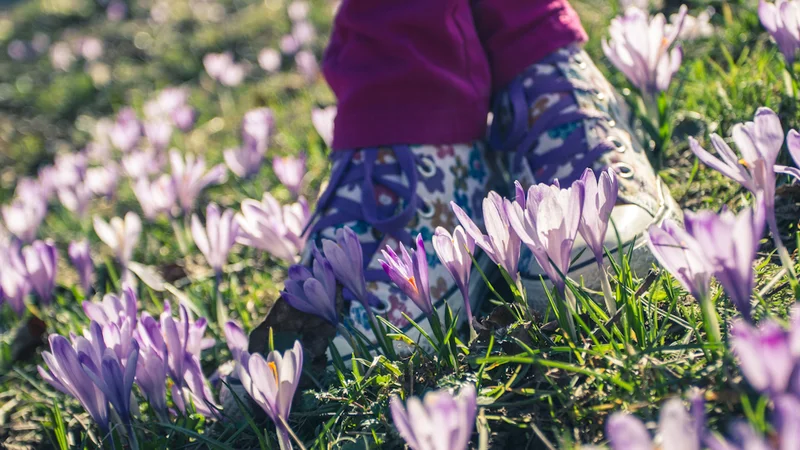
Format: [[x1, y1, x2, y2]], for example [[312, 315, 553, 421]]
[[282, 248, 339, 326], [782, 128, 800, 180], [110, 107, 142, 153], [280, 34, 300, 55], [169, 150, 227, 213], [759, 0, 800, 65], [94, 212, 141, 267], [682, 204, 766, 320], [106, 0, 126, 21], [57, 182, 92, 218], [203, 52, 247, 86], [223, 320, 248, 361], [602, 5, 688, 97], [292, 21, 316, 46], [578, 168, 618, 265], [606, 398, 702, 450], [295, 50, 319, 82], [162, 303, 214, 385], [133, 175, 176, 221], [144, 120, 173, 152], [172, 105, 197, 132], [432, 225, 475, 326], [453, 191, 522, 282], [122, 149, 165, 180], [134, 313, 169, 416], [321, 227, 369, 306], [2, 196, 47, 243], [21, 239, 58, 304], [288, 1, 309, 22], [730, 314, 798, 396], [381, 234, 433, 317], [191, 203, 239, 274], [311, 106, 335, 148], [0, 241, 31, 316], [69, 240, 94, 293], [646, 219, 713, 302], [242, 108, 274, 154], [85, 165, 119, 198], [173, 356, 220, 418], [390, 384, 477, 450], [38, 327, 110, 431], [223, 146, 265, 179], [259, 48, 282, 72], [238, 341, 304, 450], [83, 288, 138, 330], [236, 194, 310, 263], [274, 154, 306, 196], [507, 180, 586, 294]]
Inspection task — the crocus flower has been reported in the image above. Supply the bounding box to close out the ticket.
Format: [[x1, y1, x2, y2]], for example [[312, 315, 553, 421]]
[[223, 146, 265, 179], [57, 182, 92, 218], [83, 288, 138, 330], [259, 48, 282, 72], [238, 341, 304, 450], [69, 239, 94, 293], [242, 108, 274, 154], [782, 129, 800, 180], [311, 106, 335, 147], [79, 37, 103, 61], [507, 180, 585, 294], [170, 150, 227, 213], [759, 0, 800, 64], [381, 234, 433, 317], [38, 326, 110, 431], [432, 226, 475, 325], [122, 149, 165, 180], [280, 35, 300, 54], [282, 248, 338, 326], [203, 52, 247, 86], [236, 193, 310, 263], [145, 87, 189, 119], [453, 191, 522, 282], [288, 1, 309, 22], [274, 154, 305, 196], [646, 219, 713, 302], [390, 384, 477, 450], [677, 7, 715, 41], [93, 212, 142, 267], [606, 398, 701, 450], [2, 196, 47, 243], [110, 107, 142, 153], [682, 204, 765, 320], [134, 313, 169, 415], [223, 320, 248, 361], [292, 22, 316, 46], [172, 105, 197, 132], [602, 6, 687, 97], [0, 242, 30, 316], [133, 175, 176, 220], [191, 203, 239, 274], [144, 120, 173, 152], [173, 356, 220, 418], [730, 311, 799, 396], [85, 165, 119, 198], [21, 239, 58, 304], [106, 0, 127, 21], [578, 169, 618, 265], [160, 302, 214, 385], [50, 42, 75, 71], [321, 227, 369, 305], [295, 50, 319, 82]]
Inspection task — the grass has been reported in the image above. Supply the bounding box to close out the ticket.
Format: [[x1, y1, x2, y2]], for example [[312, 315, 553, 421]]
[[0, 0, 799, 448]]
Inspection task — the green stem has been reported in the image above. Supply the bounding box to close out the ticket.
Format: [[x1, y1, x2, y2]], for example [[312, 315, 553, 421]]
[[598, 261, 617, 316], [699, 294, 721, 346]]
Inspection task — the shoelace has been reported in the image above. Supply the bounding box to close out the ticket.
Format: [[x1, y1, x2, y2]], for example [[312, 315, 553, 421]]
[[488, 52, 615, 177], [309, 147, 422, 284]]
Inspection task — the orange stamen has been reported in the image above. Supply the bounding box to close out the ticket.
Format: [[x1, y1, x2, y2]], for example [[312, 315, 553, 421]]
[[268, 361, 279, 383], [407, 276, 418, 293]]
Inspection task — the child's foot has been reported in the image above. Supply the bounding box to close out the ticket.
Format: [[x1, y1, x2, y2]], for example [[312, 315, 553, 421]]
[[251, 144, 497, 366], [489, 44, 682, 311]]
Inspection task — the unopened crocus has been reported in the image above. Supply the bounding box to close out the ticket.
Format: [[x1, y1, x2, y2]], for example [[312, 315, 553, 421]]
[[602, 6, 687, 97], [224, 146, 265, 179], [133, 175, 176, 220], [259, 48, 282, 72], [236, 194, 310, 263], [295, 50, 319, 82], [93, 212, 142, 267], [759, 0, 800, 65], [433, 226, 475, 331], [173, 356, 220, 418], [730, 312, 799, 396], [110, 107, 142, 153], [274, 154, 305, 196], [381, 234, 433, 317], [238, 341, 303, 450], [83, 288, 138, 330], [144, 120, 173, 151], [390, 384, 477, 450], [683, 204, 765, 321], [0, 242, 30, 316], [321, 227, 369, 305], [606, 398, 701, 450], [782, 129, 800, 180], [22, 240, 58, 304], [57, 182, 92, 218], [191, 203, 239, 275], [311, 106, 335, 148], [453, 191, 522, 282], [69, 240, 94, 293], [85, 165, 119, 198], [160, 302, 213, 385], [2, 197, 47, 243], [223, 320, 248, 361], [170, 150, 227, 213], [134, 313, 169, 416], [242, 108, 274, 154], [282, 249, 338, 326], [38, 327, 110, 432]]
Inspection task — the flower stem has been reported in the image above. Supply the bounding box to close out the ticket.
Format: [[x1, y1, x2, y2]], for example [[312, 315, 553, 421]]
[[459, 286, 477, 343], [563, 289, 578, 342], [597, 261, 617, 316], [766, 207, 798, 291], [364, 306, 395, 359], [699, 295, 721, 346], [278, 416, 307, 450]]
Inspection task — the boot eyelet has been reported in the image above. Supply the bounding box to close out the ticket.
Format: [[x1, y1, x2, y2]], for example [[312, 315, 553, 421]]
[[417, 198, 435, 219], [613, 162, 635, 179], [417, 156, 437, 178], [609, 136, 626, 153]]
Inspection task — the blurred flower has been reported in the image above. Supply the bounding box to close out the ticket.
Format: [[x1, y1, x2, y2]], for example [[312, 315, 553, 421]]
[[145, 87, 189, 119], [49, 42, 75, 71], [173, 356, 220, 418], [273, 154, 305, 195], [169, 150, 227, 213], [110, 108, 142, 153], [21, 240, 58, 304], [258, 48, 282, 72], [381, 234, 433, 317], [7, 40, 30, 61], [31, 33, 50, 54], [79, 37, 103, 61], [191, 203, 239, 274], [93, 212, 142, 267], [236, 193, 309, 263], [602, 6, 687, 97], [646, 219, 713, 301], [52, 152, 88, 190], [223, 146, 265, 179], [280, 34, 300, 54], [123, 149, 165, 179], [106, 0, 127, 21], [85, 165, 120, 198], [453, 191, 521, 282], [390, 384, 477, 450], [292, 21, 316, 46], [83, 288, 138, 331], [606, 398, 702, 450], [0, 241, 30, 316], [781, 128, 800, 180], [203, 52, 247, 86], [38, 327, 110, 432], [238, 341, 303, 450], [295, 50, 319, 82], [619, 0, 648, 11], [683, 204, 765, 320], [57, 181, 92, 217], [242, 107, 274, 154], [321, 227, 369, 305], [2, 196, 47, 242], [433, 225, 475, 324], [134, 313, 169, 415], [676, 7, 715, 41], [288, 1, 309, 21], [311, 106, 336, 147], [69, 239, 94, 293], [172, 105, 197, 132], [759, 0, 800, 64], [705, 397, 800, 449], [223, 320, 248, 361], [133, 175, 176, 220], [144, 121, 173, 152], [282, 248, 339, 326], [577, 169, 618, 265]]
